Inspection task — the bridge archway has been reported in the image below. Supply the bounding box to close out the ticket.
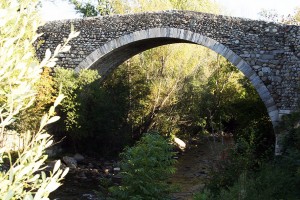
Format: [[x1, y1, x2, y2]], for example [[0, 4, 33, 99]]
[[75, 28, 279, 126], [75, 27, 278, 128]]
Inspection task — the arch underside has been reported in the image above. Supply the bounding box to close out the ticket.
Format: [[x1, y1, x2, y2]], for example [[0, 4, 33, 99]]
[[76, 28, 279, 127]]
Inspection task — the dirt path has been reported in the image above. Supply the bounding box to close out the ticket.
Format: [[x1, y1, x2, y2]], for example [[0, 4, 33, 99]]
[[170, 137, 228, 200]]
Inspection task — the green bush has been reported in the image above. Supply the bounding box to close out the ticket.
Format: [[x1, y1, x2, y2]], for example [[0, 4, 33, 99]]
[[110, 133, 176, 200], [195, 109, 300, 200], [195, 163, 299, 200], [0, 96, 69, 199], [53, 67, 132, 156], [12, 67, 56, 133], [53, 67, 100, 132], [217, 162, 299, 200]]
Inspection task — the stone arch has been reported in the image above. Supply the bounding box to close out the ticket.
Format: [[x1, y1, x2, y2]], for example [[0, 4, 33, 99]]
[[75, 27, 279, 127]]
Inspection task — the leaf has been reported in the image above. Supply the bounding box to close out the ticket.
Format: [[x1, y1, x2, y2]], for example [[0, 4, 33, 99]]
[[39, 114, 48, 130], [45, 180, 61, 193], [61, 167, 69, 178], [17, 165, 33, 180], [53, 44, 62, 56], [4, 190, 14, 200], [70, 24, 74, 33], [27, 174, 40, 183], [53, 160, 61, 173], [47, 116, 60, 124], [36, 133, 50, 141], [4, 37, 17, 48], [60, 45, 71, 52], [24, 194, 34, 200], [70, 31, 80, 38], [44, 49, 51, 61], [45, 140, 53, 148], [46, 61, 56, 68], [48, 106, 55, 116], [41, 171, 46, 181], [54, 94, 65, 107]]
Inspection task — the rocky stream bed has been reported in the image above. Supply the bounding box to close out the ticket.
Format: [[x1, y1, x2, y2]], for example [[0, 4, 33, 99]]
[[49, 137, 230, 200]]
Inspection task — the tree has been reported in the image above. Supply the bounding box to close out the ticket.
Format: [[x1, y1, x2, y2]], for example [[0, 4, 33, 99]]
[[0, 0, 79, 198], [295, 7, 300, 22], [11, 67, 56, 133], [107, 0, 220, 139], [258, 8, 300, 24], [66, 0, 221, 141], [70, 0, 113, 16]]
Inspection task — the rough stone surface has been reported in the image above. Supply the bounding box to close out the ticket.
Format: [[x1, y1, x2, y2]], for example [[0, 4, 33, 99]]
[[62, 156, 77, 169], [73, 153, 85, 161], [36, 10, 300, 128]]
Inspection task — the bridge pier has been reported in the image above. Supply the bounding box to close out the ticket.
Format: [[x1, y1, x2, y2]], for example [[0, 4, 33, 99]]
[[275, 109, 294, 155]]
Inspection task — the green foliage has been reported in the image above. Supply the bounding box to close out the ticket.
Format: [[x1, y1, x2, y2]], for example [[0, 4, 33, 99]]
[[195, 109, 300, 200], [279, 111, 300, 154], [0, 0, 43, 131], [53, 67, 132, 156], [52, 68, 100, 148], [0, 0, 79, 198], [195, 158, 299, 200], [0, 95, 69, 199], [112, 0, 219, 14], [170, 0, 219, 12], [213, 161, 300, 200], [176, 56, 266, 140], [0, 0, 78, 135], [110, 133, 176, 200], [70, 0, 113, 16], [67, 0, 223, 141], [12, 67, 56, 132], [195, 84, 274, 197], [53, 67, 100, 132]]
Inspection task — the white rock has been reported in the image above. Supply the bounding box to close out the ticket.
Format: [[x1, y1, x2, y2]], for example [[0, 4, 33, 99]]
[[174, 137, 186, 150]]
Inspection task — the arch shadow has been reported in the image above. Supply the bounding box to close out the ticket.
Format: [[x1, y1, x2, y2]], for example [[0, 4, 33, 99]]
[[75, 27, 279, 127]]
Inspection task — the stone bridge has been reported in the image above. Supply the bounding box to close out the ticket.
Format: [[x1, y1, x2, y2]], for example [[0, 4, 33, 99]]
[[36, 10, 300, 153]]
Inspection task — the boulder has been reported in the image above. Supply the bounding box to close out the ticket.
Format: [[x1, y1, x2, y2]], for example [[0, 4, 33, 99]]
[[174, 137, 186, 150], [73, 153, 85, 161], [62, 156, 77, 169]]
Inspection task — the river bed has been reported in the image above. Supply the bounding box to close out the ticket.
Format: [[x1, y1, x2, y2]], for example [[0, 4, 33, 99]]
[[50, 137, 229, 200]]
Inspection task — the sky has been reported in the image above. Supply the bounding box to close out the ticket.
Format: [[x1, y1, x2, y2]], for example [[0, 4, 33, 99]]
[[215, 0, 300, 19], [40, 0, 300, 21], [40, 0, 78, 21]]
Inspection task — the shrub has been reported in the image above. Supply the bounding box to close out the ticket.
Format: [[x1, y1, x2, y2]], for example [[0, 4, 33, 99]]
[[0, 96, 69, 199], [217, 163, 299, 200], [196, 109, 300, 200], [0, 0, 79, 198], [53, 67, 132, 156], [11, 67, 56, 133], [110, 132, 176, 200], [53, 67, 100, 133]]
